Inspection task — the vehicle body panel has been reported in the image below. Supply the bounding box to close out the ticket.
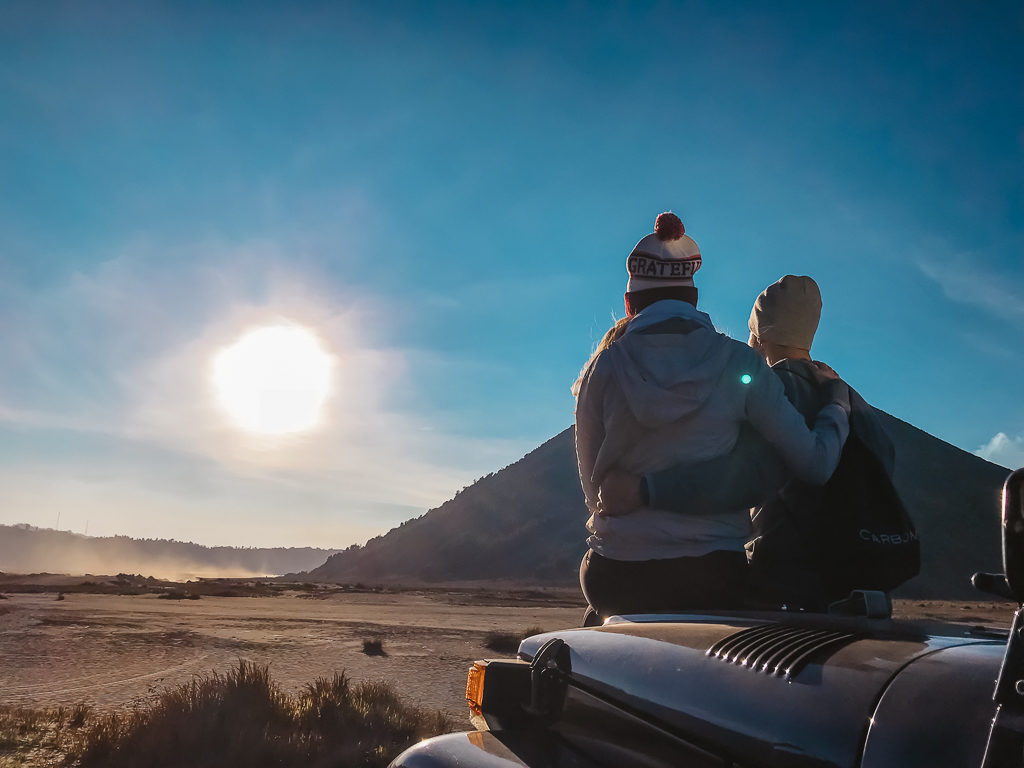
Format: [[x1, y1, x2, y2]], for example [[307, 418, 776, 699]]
[[861, 643, 1004, 768], [393, 729, 609, 767], [518, 615, 1002, 767], [392, 612, 1009, 768]]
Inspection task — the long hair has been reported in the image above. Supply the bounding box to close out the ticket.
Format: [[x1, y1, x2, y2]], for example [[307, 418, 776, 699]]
[[572, 316, 631, 398]]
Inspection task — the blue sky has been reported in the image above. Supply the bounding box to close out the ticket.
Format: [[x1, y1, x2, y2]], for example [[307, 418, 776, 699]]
[[1, 1, 1022, 548]]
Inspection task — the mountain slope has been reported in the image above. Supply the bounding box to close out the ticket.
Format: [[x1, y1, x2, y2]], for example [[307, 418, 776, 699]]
[[309, 414, 1009, 600], [880, 412, 1007, 598], [308, 430, 586, 586]]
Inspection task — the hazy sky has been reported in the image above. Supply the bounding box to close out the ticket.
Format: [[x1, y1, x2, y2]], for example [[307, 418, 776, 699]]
[[2, 1, 1022, 548]]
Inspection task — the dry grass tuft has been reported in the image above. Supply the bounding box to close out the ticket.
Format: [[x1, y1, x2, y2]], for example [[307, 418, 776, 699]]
[[72, 660, 448, 768], [483, 626, 544, 654], [1, 661, 449, 768], [0, 702, 90, 765], [156, 590, 199, 600], [362, 638, 386, 656]]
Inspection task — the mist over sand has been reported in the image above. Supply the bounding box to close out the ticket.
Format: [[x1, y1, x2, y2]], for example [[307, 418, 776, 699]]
[[0, 524, 337, 580]]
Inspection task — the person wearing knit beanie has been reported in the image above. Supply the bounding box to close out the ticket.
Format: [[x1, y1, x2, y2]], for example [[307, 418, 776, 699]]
[[623, 212, 701, 317], [748, 275, 822, 353], [573, 212, 853, 621]]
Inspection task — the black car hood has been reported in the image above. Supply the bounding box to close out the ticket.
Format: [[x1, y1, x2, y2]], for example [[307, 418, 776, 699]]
[[519, 613, 1003, 768]]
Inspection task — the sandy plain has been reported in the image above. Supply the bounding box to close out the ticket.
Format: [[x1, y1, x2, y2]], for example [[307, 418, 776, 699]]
[[0, 587, 585, 724], [0, 587, 1016, 726]]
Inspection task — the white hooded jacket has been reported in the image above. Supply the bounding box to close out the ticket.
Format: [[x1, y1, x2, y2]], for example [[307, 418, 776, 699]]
[[575, 300, 849, 561]]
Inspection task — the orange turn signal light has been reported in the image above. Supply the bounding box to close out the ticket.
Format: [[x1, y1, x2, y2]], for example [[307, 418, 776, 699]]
[[466, 661, 487, 716]]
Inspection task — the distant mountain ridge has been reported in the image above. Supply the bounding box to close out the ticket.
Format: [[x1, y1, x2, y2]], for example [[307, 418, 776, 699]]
[[308, 414, 1010, 600], [0, 525, 339, 580]]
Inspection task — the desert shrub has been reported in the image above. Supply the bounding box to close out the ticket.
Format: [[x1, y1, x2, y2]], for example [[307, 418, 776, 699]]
[[68, 703, 90, 729], [294, 673, 449, 763], [484, 627, 544, 654], [156, 590, 199, 600], [71, 660, 449, 768], [0, 706, 41, 744], [0, 702, 90, 762], [482, 632, 519, 653], [0, 706, 41, 752], [362, 638, 386, 656]]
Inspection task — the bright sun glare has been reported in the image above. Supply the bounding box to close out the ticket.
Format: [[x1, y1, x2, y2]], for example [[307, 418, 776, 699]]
[[213, 325, 333, 434]]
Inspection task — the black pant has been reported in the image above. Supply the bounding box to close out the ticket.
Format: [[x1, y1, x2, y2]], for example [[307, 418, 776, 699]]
[[580, 549, 748, 617]]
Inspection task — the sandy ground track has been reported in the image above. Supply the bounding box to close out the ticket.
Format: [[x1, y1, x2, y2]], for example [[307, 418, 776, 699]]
[[0, 591, 585, 722]]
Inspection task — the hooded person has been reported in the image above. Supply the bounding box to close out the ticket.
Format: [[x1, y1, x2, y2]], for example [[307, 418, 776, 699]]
[[596, 274, 909, 612], [573, 215, 852, 620]]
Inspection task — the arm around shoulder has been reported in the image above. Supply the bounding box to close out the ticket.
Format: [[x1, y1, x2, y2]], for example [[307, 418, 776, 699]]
[[645, 425, 787, 512], [745, 363, 850, 486]]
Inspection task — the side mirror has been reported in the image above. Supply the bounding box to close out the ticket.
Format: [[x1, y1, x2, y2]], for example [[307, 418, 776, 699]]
[[1003, 469, 1024, 603], [983, 469, 1024, 764]]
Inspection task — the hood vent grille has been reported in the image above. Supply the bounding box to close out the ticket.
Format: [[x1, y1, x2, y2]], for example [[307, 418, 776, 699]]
[[706, 624, 859, 680]]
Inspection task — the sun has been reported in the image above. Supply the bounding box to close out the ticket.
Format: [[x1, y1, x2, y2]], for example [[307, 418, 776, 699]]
[[213, 325, 333, 434]]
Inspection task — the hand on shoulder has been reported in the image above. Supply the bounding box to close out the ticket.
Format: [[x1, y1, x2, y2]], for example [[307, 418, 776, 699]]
[[810, 360, 840, 382], [812, 361, 852, 414]]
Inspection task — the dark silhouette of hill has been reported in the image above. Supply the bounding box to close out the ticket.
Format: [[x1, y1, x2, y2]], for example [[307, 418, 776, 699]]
[[307, 430, 586, 587], [308, 414, 1010, 600], [879, 412, 1008, 598], [0, 525, 339, 580]]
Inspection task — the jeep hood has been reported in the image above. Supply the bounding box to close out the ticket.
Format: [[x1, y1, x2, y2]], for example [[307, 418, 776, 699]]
[[518, 615, 1003, 768]]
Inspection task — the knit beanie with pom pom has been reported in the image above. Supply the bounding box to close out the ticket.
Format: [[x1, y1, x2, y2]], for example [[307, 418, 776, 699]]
[[624, 212, 702, 316]]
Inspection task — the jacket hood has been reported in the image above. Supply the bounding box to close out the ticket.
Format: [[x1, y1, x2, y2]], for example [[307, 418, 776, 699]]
[[605, 303, 737, 428]]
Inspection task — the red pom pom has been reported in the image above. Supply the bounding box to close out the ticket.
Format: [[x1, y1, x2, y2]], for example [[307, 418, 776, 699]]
[[654, 212, 684, 240]]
